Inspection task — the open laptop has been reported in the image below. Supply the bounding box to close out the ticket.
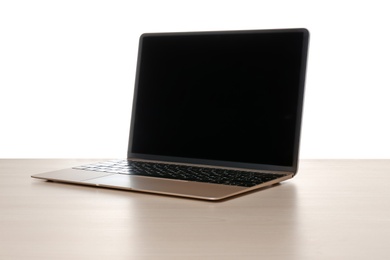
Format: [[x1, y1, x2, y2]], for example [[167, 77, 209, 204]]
[[32, 28, 309, 201]]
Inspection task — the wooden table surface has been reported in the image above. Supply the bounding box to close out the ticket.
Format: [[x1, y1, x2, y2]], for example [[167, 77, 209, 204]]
[[1, 159, 390, 259]]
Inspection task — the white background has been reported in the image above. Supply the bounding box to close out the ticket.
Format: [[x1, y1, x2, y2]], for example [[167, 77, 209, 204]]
[[1, 0, 389, 159]]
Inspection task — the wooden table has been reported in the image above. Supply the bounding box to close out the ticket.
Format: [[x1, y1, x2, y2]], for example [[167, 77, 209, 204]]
[[1, 159, 390, 259]]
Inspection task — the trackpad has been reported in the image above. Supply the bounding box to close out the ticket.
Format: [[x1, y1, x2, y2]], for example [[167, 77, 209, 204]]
[[83, 174, 244, 199]]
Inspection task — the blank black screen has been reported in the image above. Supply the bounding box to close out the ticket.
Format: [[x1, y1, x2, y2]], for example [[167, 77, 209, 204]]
[[130, 30, 307, 167]]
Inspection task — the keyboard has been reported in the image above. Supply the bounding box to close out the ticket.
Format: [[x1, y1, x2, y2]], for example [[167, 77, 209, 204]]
[[73, 160, 284, 187]]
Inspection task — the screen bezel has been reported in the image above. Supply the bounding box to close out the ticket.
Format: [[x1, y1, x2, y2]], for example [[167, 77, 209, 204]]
[[127, 28, 309, 174]]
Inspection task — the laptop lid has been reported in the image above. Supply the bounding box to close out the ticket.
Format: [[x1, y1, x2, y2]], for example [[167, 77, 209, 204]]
[[128, 28, 309, 174]]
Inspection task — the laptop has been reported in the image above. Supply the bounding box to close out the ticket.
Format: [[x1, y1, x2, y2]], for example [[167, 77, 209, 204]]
[[32, 28, 309, 201]]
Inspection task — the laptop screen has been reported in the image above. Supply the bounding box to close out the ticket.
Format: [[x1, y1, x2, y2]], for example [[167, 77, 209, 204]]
[[129, 29, 308, 168]]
